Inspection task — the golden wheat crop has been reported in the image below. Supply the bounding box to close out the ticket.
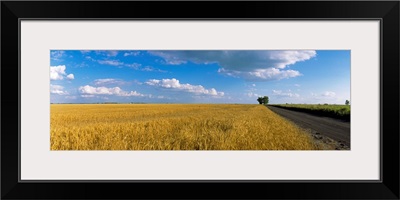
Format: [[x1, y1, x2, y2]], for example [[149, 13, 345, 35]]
[[50, 104, 319, 150]]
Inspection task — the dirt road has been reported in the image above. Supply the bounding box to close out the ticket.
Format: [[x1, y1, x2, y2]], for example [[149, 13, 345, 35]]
[[267, 105, 350, 148]]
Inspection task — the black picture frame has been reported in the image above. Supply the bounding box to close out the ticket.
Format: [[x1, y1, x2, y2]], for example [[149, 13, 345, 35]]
[[2, 1, 399, 199]]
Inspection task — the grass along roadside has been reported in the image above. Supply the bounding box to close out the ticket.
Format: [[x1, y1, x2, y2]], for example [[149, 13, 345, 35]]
[[269, 104, 350, 121]]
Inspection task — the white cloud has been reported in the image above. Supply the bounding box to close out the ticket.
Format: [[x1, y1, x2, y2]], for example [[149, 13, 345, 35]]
[[50, 84, 68, 95], [50, 65, 74, 81], [126, 63, 142, 69], [85, 56, 96, 62], [96, 59, 166, 73], [148, 50, 316, 81], [322, 91, 336, 97], [149, 51, 188, 65], [145, 79, 160, 86], [107, 51, 118, 57], [124, 51, 140, 56], [272, 90, 300, 98], [141, 66, 167, 73], [81, 95, 95, 98], [141, 66, 155, 71], [218, 67, 301, 81], [50, 65, 66, 80], [80, 50, 91, 54], [294, 84, 301, 87], [78, 85, 147, 97], [98, 60, 124, 66], [95, 50, 118, 57], [246, 92, 259, 97], [125, 63, 166, 73], [119, 91, 145, 97], [252, 84, 256, 87], [145, 78, 224, 96], [51, 50, 65, 61], [94, 79, 127, 86], [66, 74, 74, 80]]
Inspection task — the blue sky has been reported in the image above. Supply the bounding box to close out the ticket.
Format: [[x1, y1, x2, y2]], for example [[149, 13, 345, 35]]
[[50, 50, 350, 104]]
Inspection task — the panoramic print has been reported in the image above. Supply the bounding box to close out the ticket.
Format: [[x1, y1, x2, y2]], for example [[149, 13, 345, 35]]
[[50, 50, 350, 150]]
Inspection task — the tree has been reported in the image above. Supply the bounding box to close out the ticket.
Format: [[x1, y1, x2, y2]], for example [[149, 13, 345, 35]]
[[257, 97, 264, 104], [263, 96, 269, 105], [257, 96, 269, 105], [345, 100, 350, 105]]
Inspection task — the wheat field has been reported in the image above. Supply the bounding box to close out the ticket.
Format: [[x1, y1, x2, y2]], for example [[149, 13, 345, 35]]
[[50, 104, 319, 150]]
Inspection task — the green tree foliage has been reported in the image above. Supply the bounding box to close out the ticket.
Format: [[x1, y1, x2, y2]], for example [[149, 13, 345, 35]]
[[257, 96, 269, 105], [263, 96, 269, 105], [257, 97, 263, 104], [345, 100, 350, 105]]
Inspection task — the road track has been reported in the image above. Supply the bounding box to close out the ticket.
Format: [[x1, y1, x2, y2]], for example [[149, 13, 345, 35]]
[[267, 105, 350, 148]]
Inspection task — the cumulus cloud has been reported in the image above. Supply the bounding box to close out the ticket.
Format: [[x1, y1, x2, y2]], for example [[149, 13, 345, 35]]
[[50, 84, 68, 95], [145, 78, 224, 96], [80, 50, 91, 54], [149, 50, 316, 81], [50, 65, 66, 80], [50, 65, 74, 81], [78, 85, 147, 97], [66, 74, 74, 80], [272, 90, 300, 98]]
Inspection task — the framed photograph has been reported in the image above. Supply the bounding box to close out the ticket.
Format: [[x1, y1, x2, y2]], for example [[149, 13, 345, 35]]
[[2, 1, 399, 199]]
